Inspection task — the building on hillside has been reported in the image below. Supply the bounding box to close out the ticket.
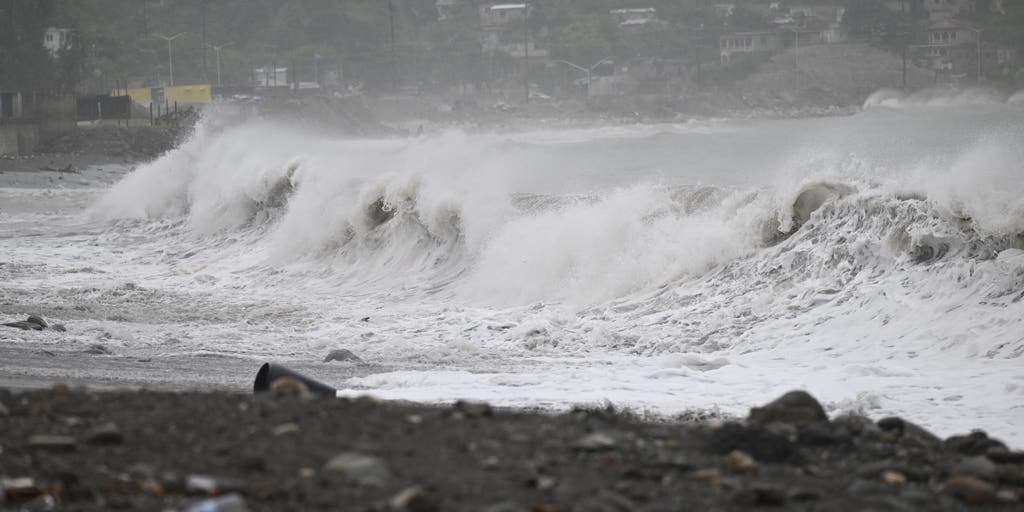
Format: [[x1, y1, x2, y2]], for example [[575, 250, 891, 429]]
[[436, 0, 457, 21], [712, 3, 736, 19], [478, 3, 548, 59], [910, 20, 981, 81], [0, 91, 23, 120], [479, 3, 526, 28], [719, 31, 783, 64], [772, 4, 847, 45], [43, 27, 73, 57], [611, 8, 667, 33], [923, 0, 975, 21]]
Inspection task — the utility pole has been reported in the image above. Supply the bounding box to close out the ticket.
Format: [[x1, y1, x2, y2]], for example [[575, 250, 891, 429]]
[[389, 0, 397, 92], [155, 33, 186, 86], [201, 0, 208, 81], [523, 0, 529, 103], [206, 41, 234, 86]]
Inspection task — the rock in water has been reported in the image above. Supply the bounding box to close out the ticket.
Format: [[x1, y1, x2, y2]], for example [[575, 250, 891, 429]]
[[323, 349, 362, 363], [323, 452, 391, 486], [748, 390, 828, 426], [26, 316, 47, 328], [3, 321, 43, 331]]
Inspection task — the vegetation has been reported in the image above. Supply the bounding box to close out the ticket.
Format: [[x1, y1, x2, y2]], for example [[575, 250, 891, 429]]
[[1, 0, 1022, 94]]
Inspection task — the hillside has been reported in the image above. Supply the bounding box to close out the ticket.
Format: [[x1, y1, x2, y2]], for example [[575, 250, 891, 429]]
[[738, 43, 937, 108]]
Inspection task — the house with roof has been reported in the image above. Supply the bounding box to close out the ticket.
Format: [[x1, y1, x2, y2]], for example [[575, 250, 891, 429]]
[[43, 27, 73, 57], [719, 31, 782, 64], [910, 20, 981, 80]]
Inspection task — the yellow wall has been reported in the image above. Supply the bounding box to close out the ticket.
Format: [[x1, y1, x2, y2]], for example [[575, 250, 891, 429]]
[[114, 84, 211, 105]]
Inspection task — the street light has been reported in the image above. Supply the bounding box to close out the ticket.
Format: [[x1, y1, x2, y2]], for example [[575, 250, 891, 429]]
[[554, 57, 612, 92], [154, 32, 186, 86], [205, 41, 234, 86]]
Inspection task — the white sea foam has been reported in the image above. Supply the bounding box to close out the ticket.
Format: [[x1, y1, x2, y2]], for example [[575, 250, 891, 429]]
[[8, 96, 1024, 445]]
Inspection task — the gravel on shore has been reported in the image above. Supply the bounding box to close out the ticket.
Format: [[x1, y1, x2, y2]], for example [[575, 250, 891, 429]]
[[1, 384, 1022, 511]]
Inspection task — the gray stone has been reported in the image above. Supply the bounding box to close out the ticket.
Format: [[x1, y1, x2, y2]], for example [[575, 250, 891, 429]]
[[389, 485, 439, 512], [3, 321, 43, 331], [940, 475, 997, 505], [323, 452, 391, 486], [572, 432, 617, 451], [84, 344, 112, 355], [454, 400, 494, 417], [478, 501, 529, 512], [323, 348, 362, 363], [185, 493, 249, 512], [26, 316, 47, 328], [987, 448, 1024, 463], [28, 435, 76, 452], [876, 417, 941, 447], [953, 455, 997, 481], [748, 390, 827, 426], [944, 431, 1006, 455], [51, 324, 66, 332], [85, 423, 123, 445]]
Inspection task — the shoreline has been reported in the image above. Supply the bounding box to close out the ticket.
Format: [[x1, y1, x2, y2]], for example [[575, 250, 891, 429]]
[[1, 385, 1020, 511]]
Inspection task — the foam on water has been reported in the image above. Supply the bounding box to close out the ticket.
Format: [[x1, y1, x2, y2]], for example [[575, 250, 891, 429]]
[[6, 98, 1024, 444]]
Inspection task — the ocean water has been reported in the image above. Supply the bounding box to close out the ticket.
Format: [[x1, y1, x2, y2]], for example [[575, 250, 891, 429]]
[[2, 90, 1023, 444]]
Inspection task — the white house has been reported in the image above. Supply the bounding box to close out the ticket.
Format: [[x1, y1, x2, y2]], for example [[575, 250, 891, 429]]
[[43, 27, 72, 57]]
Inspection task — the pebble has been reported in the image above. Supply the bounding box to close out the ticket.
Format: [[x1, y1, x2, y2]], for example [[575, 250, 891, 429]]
[[987, 448, 1024, 463], [944, 431, 1007, 456], [996, 489, 1020, 504], [454, 400, 494, 418], [323, 348, 362, 363], [270, 378, 309, 397], [271, 422, 300, 436], [389, 485, 439, 512], [727, 450, 757, 473], [954, 455, 997, 481], [185, 493, 249, 512], [323, 452, 391, 486], [478, 501, 530, 512], [732, 483, 787, 506], [747, 390, 827, 425], [572, 432, 617, 451], [707, 422, 798, 463], [85, 423, 123, 445], [28, 435, 76, 452], [876, 417, 941, 447], [881, 470, 907, 485], [940, 475, 997, 505], [1, 477, 41, 499]]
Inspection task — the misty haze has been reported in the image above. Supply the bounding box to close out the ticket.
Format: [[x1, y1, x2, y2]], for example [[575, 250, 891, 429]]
[[2, 1, 1024, 510]]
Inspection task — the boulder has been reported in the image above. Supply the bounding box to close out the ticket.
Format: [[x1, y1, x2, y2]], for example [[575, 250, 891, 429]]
[[748, 390, 828, 426]]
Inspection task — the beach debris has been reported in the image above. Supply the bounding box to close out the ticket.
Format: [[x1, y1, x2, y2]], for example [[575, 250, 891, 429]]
[[28, 435, 76, 452], [85, 423, 124, 445], [748, 390, 827, 426], [323, 348, 362, 363], [323, 452, 391, 486]]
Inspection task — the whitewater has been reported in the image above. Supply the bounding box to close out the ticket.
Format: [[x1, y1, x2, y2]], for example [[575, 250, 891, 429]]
[[2, 89, 1023, 445]]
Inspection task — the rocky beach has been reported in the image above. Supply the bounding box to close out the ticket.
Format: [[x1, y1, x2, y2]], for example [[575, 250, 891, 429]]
[[1, 385, 1023, 511]]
